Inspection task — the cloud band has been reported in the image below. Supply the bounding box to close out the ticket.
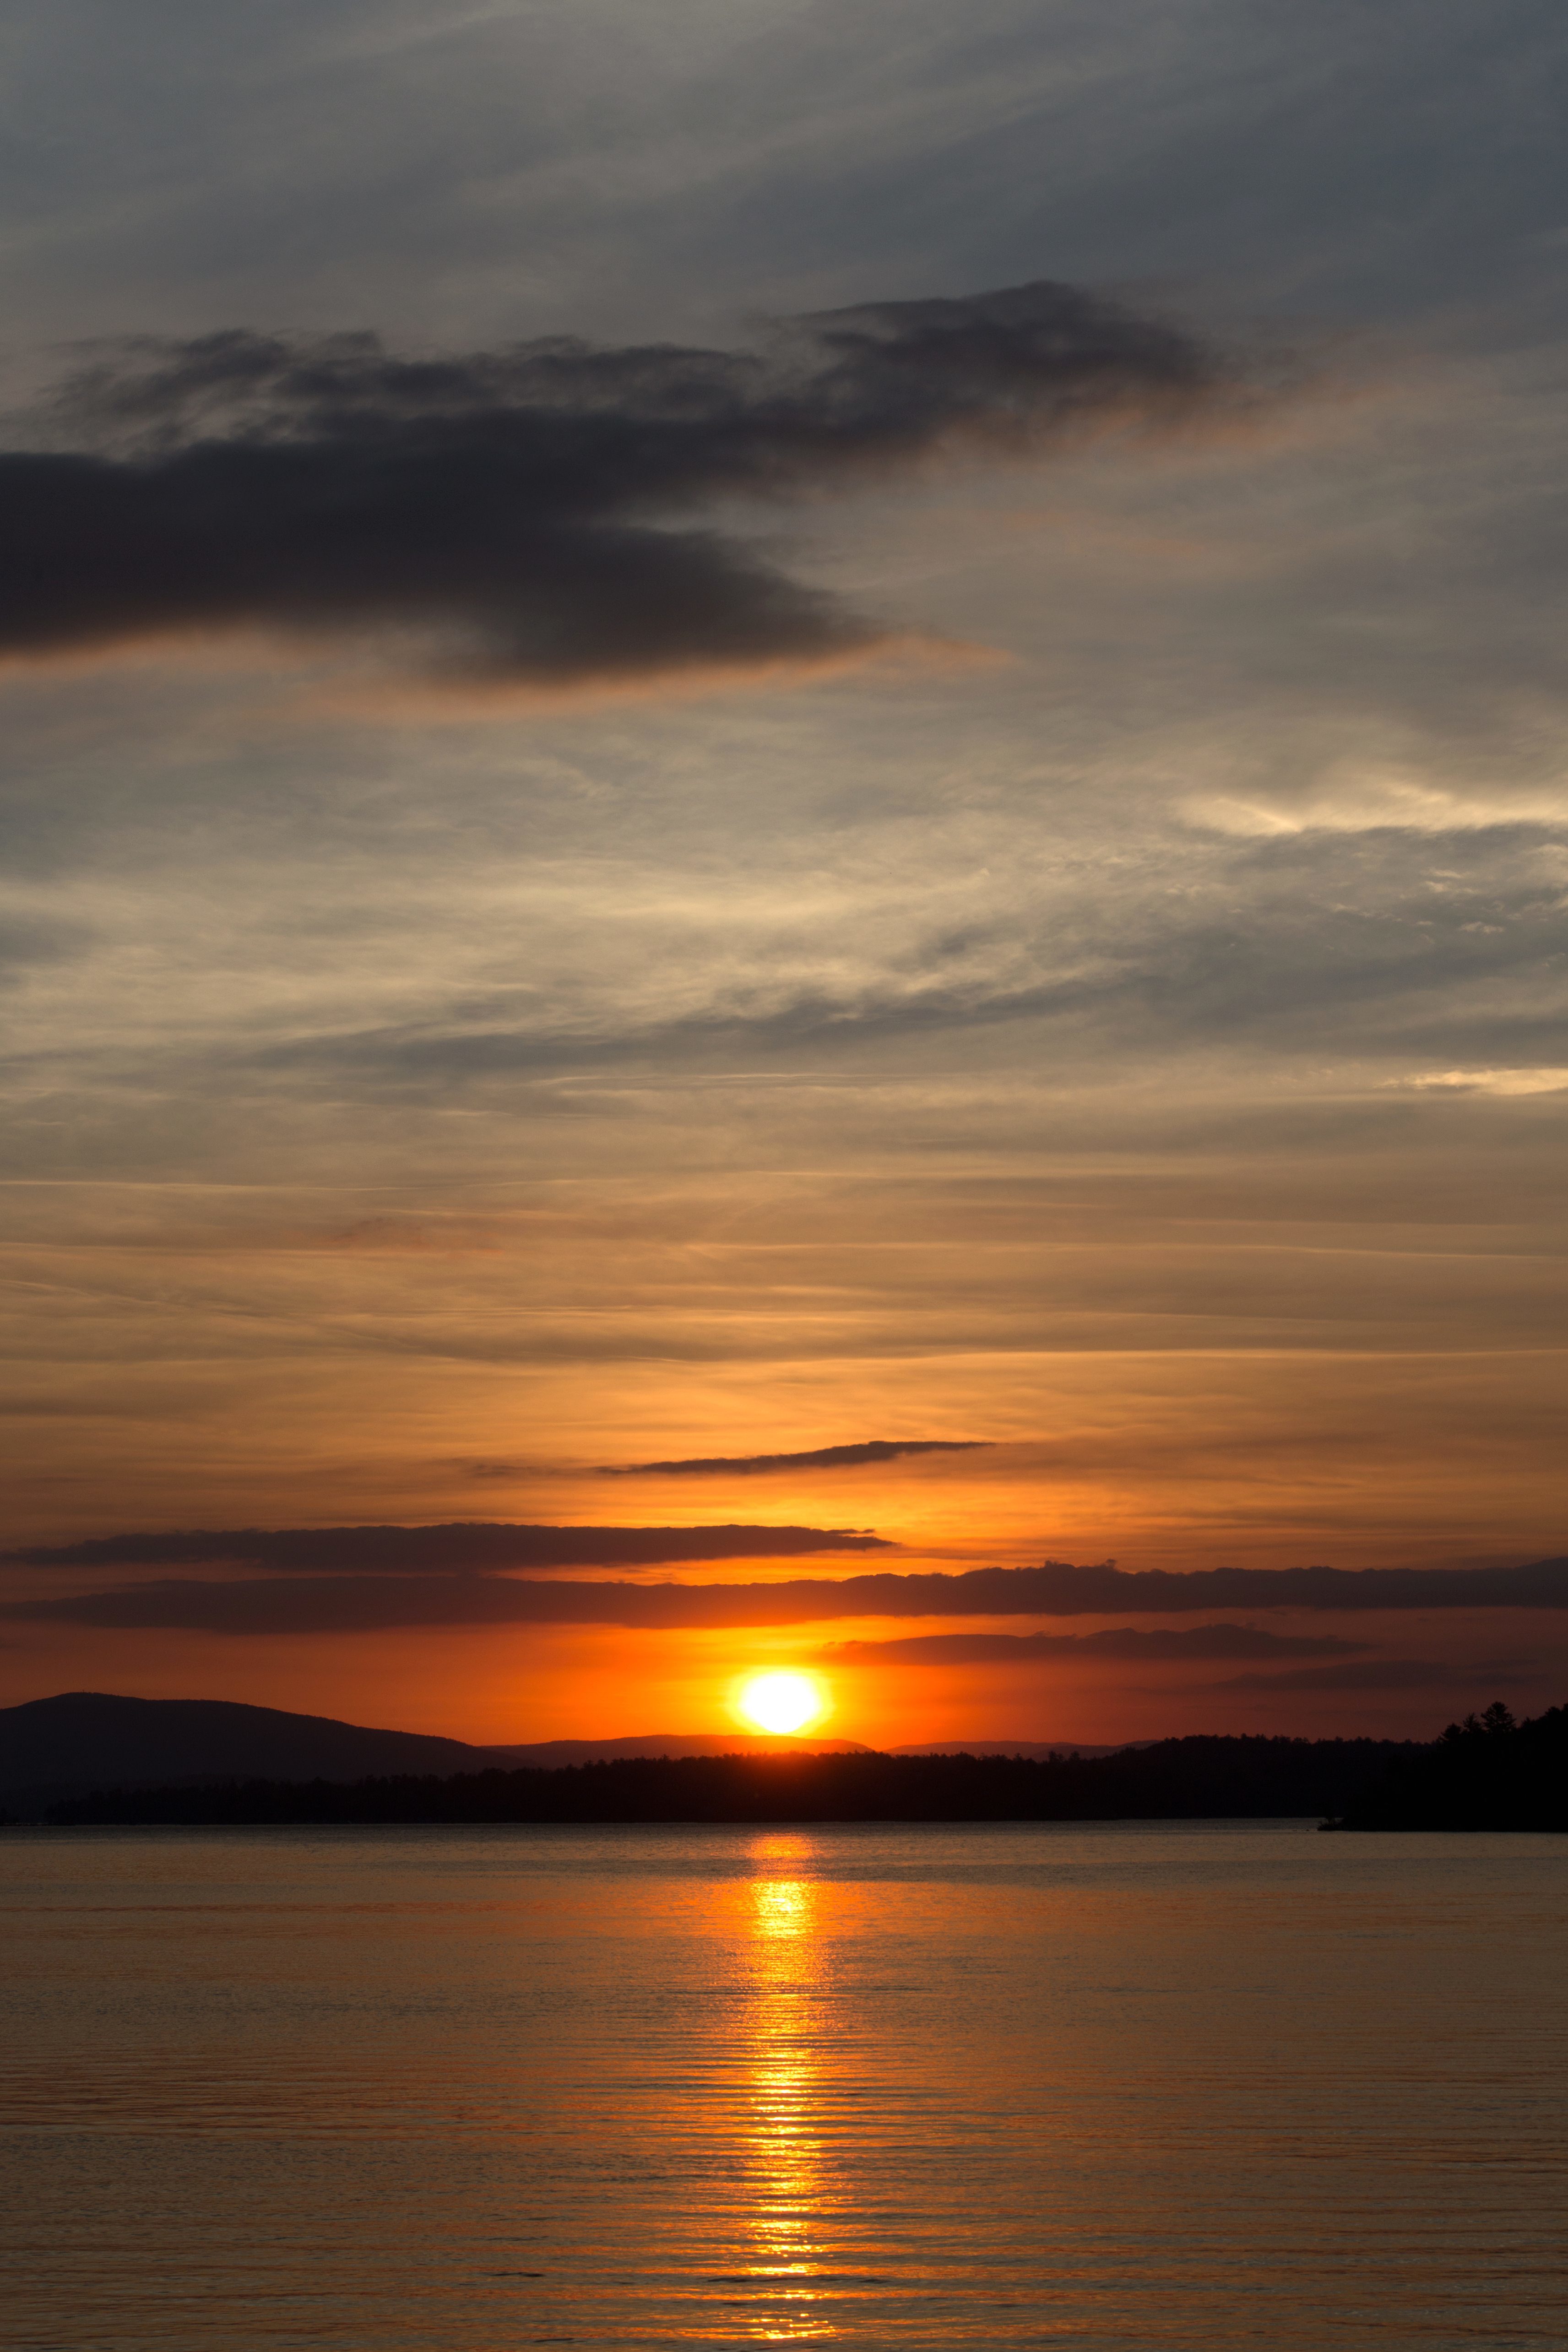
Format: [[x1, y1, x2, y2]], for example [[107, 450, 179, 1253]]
[[3, 1554, 1563, 1637], [3, 284, 1239, 688]]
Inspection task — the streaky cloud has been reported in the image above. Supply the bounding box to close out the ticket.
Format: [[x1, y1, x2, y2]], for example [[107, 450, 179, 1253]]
[[597, 1439, 990, 1476], [1004, 1558, 1568, 1612], [0, 1563, 1112, 1636], [1208, 1659, 1530, 1693], [5, 1557, 1567, 1637], [0, 283, 1249, 690], [2, 1522, 893, 1576], [825, 1625, 1366, 1665]]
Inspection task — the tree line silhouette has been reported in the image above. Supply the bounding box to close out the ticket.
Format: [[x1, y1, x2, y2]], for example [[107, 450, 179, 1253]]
[[17, 1705, 1560, 1828], [1322, 1702, 1567, 1831], [18, 1733, 1420, 1824]]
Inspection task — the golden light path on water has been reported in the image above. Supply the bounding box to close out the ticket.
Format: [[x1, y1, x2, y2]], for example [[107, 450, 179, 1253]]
[[5, 1824, 1568, 2347], [746, 1846, 830, 2340]]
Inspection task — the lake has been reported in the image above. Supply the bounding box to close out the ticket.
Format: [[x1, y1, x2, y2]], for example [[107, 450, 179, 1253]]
[[3, 1821, 1564, 2348]]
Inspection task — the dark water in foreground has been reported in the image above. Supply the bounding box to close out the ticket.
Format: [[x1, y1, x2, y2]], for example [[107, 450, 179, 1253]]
[[2, 1822, 1564, 2350]]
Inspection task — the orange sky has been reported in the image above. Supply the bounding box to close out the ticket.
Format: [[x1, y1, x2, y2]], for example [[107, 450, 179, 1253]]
[[1, 9, 1566, 1751]]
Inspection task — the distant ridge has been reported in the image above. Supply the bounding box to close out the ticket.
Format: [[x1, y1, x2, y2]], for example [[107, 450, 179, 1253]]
[[0, 1691, 489, 1807], [24, 1696, 1560, 1827], [0, 1693, 868, 1807], [489, 1734, 871, 1765]]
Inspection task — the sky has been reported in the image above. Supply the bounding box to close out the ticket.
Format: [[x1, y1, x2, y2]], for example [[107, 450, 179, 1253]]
[[1, 0, 1565, 1747]]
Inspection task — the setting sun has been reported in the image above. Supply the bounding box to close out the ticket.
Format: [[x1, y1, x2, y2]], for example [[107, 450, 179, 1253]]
[[736, 1671, 829, 1737]]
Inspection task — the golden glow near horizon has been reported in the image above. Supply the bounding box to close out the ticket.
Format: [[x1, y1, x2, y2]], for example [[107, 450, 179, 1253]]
[[738, 1672, 830, 1738]]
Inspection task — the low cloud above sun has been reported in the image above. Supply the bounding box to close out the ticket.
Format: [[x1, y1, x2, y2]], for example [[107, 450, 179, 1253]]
[[734, 1670, 830, 1737]]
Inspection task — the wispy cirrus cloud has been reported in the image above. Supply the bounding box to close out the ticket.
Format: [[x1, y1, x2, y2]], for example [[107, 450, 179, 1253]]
[[1389, 1068, 1568, 1097]]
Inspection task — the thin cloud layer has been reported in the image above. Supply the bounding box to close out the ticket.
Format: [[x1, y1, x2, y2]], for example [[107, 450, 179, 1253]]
[[5, 1556, 1566, 1637], [956, 1559, 1568, 1614], [826, 1626, 1365, 1666], [1209, 1659, 1528, 1694], [2, 284, 1243, 689], [2, 1564, 1081, 1636], [4, 1522, 892, 1575], [598, 1439, 990, 1476]]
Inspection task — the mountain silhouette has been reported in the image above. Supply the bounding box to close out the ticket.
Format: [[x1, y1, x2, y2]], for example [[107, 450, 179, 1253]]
[[0, 1691, 489, 1807], [0, 1692, 868, 1808]]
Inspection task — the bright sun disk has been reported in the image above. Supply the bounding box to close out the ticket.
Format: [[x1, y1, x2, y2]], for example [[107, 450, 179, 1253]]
[[737, 1670, 827, 1736]]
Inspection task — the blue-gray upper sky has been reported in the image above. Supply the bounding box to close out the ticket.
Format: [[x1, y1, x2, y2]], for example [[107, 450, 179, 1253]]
[[1, 0, 1564, 1742]]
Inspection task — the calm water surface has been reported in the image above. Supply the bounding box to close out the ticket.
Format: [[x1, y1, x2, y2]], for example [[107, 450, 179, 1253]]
[[2, 1821, 1564, 2349]]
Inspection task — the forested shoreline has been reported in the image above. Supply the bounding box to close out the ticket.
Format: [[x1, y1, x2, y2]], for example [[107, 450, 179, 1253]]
[[18, 1733, 1412, 1825], [1322, 1702, 1567, 1831], [15, 1704, 1563, 1828]]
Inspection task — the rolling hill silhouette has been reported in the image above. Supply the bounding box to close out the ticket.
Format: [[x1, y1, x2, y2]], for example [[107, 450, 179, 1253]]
[[0, 1692, 868, 1808]]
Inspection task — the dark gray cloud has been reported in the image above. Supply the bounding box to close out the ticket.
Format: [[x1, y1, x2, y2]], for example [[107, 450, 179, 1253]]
[[1210, 1659, 1530, 1694], [1004, 1559, 1568, 1613], [3, 1521, 891, 1575], [1, 1562, 1076, 1636], [2, 283, 1243, 687], [825, 1626, 1366, 1667], [598, 1439, 989, 1476], [5, 1555, 1566, 1637]]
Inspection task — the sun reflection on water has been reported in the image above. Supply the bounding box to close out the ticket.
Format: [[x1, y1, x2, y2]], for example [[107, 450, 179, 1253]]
[[742, 1837, 835, 2341]]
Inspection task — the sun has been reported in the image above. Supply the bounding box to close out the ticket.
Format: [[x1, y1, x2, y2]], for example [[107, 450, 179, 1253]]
[[736, 1670, 829, 1737]]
